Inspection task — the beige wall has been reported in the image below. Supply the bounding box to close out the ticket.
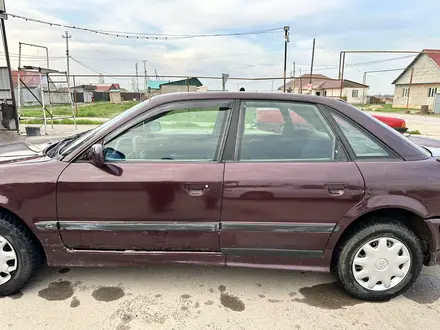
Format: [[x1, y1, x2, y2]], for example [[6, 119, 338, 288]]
[[160, 85, 198, 94], [316, 87, 367, 104], [395, 54, 440, 85], [393, 84, 440, 110]]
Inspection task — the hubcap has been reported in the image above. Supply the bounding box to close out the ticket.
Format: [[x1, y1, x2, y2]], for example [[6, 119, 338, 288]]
[[352, 237, 411, 291], [0, 235, 18, 286]]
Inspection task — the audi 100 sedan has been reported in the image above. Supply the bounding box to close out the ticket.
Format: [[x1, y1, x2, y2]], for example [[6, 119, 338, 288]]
[[0, 92, 439, 301]]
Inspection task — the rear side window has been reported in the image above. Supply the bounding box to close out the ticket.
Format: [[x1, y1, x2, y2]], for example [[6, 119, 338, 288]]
[[331, 112, 391, 158], [237, 101, 347, 162]]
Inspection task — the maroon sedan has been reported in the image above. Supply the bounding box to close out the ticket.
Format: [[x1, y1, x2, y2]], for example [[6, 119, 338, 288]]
[[0, 92, 439, 301]]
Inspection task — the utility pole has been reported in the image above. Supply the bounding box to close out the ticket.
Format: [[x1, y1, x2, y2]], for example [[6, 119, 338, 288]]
[[283, 26, 290, 93], [62, 31, 71, 80], [309, 38, 315, 85], [135, 63, 139, 92], [142, 60, 148, 90], [293, 61, 296, 78], [0, 1, 19, 132]]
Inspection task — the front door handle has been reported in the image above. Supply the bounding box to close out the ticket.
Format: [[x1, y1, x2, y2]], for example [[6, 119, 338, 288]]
[[325, 183, 347, 196], [184, 184, 210, 197]]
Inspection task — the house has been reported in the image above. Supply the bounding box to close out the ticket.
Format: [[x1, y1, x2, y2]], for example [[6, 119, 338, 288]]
[[147, 80, 170, 92], [392, 49, 440, 110], [95, 83, 121, 92], [10, 70, 62, 106], [159, 78, 203, 94], [278, 74, 369, 104]]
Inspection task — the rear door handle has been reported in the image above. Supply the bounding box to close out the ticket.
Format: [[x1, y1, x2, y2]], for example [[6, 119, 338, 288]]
[[325, 183, 347, 196], [184, 183, 210, 197]]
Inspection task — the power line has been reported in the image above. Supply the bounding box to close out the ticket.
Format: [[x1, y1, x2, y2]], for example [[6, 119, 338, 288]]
[[8, 13, 283, 40], [70, 56, 110, 74]]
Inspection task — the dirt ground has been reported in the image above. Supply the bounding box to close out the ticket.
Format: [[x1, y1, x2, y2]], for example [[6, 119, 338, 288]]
[[2, 264, 440, 330]]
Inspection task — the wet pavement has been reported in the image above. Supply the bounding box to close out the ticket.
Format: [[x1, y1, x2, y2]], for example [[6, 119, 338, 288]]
[[2, 265, 440, 329]]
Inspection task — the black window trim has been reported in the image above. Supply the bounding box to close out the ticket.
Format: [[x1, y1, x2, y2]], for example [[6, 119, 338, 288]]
[[231, 99, 350, 163], [320, 104, 403, 161], [73, 99, 235, 164]]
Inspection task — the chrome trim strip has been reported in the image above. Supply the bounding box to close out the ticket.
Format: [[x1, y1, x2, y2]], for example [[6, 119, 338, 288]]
[[35, 221, 58, 231], [58, 221, 219, 232], [221, 248, 323, 258], [221, 222, 336, 233]]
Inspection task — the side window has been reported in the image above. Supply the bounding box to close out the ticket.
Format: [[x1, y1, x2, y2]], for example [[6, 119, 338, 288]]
[[331, 112, 391, 158], [238, 101, 347, 162], [104, 103, 231, 162]]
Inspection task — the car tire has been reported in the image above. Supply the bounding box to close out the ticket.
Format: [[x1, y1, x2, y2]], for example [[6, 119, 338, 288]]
[[334, 218, 423, 301], [0, 211, 42, 296]]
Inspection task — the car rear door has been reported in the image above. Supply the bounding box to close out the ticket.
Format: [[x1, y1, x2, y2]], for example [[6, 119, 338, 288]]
[[56, 99, 233, 251], [220, 100, 365, 269]]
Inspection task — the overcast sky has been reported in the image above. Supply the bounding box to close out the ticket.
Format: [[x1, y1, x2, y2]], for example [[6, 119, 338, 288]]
[[2, 0, 439, 94]]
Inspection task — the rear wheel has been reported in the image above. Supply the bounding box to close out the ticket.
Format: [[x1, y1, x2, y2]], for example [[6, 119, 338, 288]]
[[335, 219, 423, 301], [0, 212, 42, 296]]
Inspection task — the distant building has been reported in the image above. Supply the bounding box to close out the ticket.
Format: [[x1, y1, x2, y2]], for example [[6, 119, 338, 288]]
[[147, 80, 170, 92], [392, 49, 440, 110], [278, 74, 368, 104], [159, 78, 203, 94], [95, 83, 121, 92]]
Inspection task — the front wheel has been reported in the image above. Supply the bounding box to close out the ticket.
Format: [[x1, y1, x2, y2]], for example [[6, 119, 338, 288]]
[[0, 212, 42, 296], [334, 220, 423, 301]]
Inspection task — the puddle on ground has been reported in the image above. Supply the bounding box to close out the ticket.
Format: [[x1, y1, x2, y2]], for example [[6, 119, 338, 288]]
[[181, 294, 191, 299], [180, 306, 189, 311], [92, 287, 125, 302], [256, 283, 262, 287], [154, 294, 162, 298], [258, 294, 265, 298], [268, 299, 283, 303], [70, 296, 80, 308], [38, 281, 74, 301], [194, 302, 200, 308], [209, 288, 214, 293], [294, 282, 363, 310], [204, 300, 214, 305], [116, 325, 130, 330], [403, 275, 440, 304], [289, 292, 297, 297], [122, 314, 134, 323], [218, 285, 226, 293], [59, 268, 70, 274], [10, 291, 23, 300], [220, 293, 246, 312]]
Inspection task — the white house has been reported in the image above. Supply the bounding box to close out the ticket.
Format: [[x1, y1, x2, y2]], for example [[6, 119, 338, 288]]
[[278, 74, 368, 104], [392, 49, 440, 110]]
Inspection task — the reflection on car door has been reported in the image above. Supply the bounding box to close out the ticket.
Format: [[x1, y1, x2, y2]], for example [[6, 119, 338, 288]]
[[56, 100, 232, 251], [220, 100, 365, 269]]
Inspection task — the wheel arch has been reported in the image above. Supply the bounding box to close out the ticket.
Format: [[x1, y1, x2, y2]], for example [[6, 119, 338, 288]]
[[328, 207, 434, 267], [0, 206, 46, 263]]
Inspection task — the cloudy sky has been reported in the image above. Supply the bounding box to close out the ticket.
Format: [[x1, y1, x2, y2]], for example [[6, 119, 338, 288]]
[[2, 0, 439, 94]]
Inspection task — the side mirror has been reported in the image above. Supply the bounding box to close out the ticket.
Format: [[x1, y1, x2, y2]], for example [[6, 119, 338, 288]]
[[89, 144, 105, 168], [145, 121, 161, 133]]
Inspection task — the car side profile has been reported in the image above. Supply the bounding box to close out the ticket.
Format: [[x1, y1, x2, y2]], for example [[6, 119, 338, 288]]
[[0, 92, 439, 301]]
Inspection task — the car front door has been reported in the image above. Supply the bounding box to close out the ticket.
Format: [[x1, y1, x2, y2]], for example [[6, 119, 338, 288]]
[[220, 100, 366, 269], [56, 99, 233, 251]]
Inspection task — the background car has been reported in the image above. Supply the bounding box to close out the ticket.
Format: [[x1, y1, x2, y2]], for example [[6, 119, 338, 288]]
[[253, 107, 408, 134]]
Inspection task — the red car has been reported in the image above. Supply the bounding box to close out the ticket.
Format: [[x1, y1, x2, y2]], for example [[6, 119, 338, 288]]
[[0, 92, 439, 302], [254, 108, 408, 134]]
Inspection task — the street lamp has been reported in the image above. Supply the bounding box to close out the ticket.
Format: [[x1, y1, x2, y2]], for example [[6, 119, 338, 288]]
[[283, 26, 290, 93]]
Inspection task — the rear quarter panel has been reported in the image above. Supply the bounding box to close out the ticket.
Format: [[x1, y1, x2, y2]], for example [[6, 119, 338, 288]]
[[325, 158, 440, 252]]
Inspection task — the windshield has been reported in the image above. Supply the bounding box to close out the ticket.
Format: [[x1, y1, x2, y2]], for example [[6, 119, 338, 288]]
[[60, 100, 150, 156]]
